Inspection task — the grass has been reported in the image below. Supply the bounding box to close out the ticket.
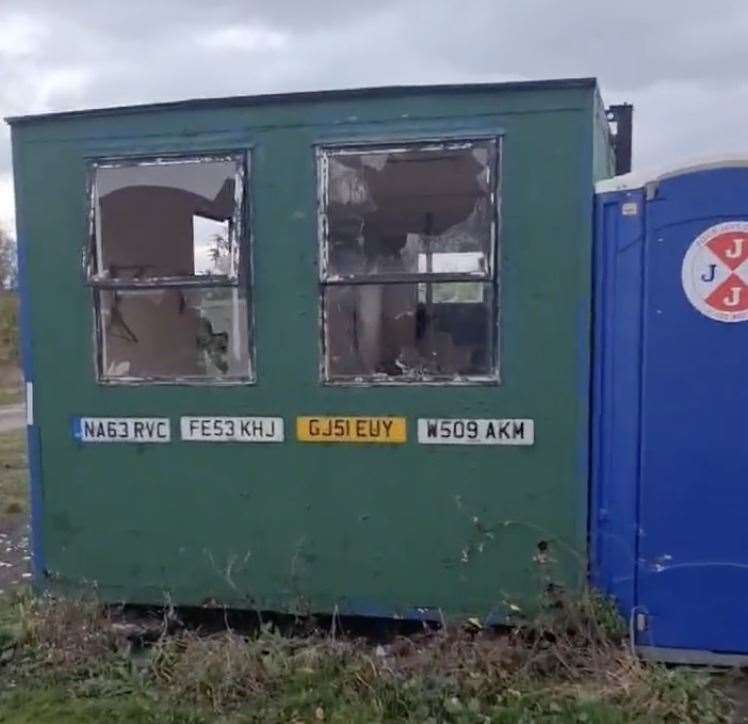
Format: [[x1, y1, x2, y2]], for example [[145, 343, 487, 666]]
[[0, 293, 18, 367], [0, 590, 734, 723], [0, 289, 21, 407], [0, 688, 202, 724], [0, 431, 26, 517], [0, 386, 22, 407]]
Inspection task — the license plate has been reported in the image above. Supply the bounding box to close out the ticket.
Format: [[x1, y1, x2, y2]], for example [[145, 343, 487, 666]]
[[297, 416, 407, 443], [180, 416, 284, 442], [73, 417, 171, 443], [417, 418, 534, 445]]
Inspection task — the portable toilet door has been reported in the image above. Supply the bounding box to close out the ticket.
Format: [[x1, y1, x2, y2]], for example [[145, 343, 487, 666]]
[[593, 160, 748, 664]]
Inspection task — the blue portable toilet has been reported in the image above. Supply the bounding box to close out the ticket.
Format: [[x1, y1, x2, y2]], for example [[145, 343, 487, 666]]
[[593, 159, 748, 665]]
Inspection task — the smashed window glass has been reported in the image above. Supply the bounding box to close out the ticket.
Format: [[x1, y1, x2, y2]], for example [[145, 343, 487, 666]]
[[322, 142, 496, 280], [92, 158, 241, 280], [417, 253, 484, 304], [318, 139, 500, 383], [89, 154, 251, 383], [324, 283, 495, 380], [98, 288, 249, 380]]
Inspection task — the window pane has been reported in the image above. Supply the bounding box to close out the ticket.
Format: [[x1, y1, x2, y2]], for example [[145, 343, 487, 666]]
[[418, 281, 484, 304], [193, 215, 231, 275], [322, 141, 496, 279], [324, 283, 495, 380], [98, 287, 250, 380], [93, 158, 241, 279], [416, 252, 485, 303]]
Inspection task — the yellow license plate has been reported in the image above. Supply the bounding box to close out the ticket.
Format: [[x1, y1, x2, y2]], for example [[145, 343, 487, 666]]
[[296, 416, 407, 443]]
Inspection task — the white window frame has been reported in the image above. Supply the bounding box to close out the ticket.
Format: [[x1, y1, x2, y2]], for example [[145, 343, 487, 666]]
[[316, 136, 502, 386], [86, 151, 254, 385]]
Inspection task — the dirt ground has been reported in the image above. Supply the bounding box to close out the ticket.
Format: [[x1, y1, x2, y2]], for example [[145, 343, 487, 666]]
[[0, 404, 24, 434], [729, 682, 748, 723], [0, 520, 29, 595], [0, 364, 22, 408], [0, 430, 30, 595], [0, 363, 21, 386], [0, 363, 30, 594]]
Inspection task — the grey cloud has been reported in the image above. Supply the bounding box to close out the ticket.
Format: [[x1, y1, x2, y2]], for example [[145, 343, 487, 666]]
[[2, 0, 748, 234]]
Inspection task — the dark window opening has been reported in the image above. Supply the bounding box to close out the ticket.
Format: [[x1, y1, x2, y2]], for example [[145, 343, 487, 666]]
[[318, 139, 500, 383]]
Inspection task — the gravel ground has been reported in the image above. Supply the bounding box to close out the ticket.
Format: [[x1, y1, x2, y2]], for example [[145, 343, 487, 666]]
[[0, 522, 30, 595], [0, 404, 24, 434]]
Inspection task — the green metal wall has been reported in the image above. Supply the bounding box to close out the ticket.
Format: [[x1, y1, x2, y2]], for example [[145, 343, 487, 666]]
[[10, 81, 612, 619]]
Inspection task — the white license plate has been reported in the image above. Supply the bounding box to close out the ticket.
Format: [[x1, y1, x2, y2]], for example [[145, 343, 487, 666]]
[[180, 416, 284, 442], [74, 417, 171, 443], [417, 418, 534, 445]]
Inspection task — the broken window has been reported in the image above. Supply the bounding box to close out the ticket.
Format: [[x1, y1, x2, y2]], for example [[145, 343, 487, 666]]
[[318, 139, 500, 383], [88, 154, 252, 383]]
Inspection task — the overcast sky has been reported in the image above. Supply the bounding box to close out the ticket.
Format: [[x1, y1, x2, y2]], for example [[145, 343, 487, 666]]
[[2, 0, 748, 237]]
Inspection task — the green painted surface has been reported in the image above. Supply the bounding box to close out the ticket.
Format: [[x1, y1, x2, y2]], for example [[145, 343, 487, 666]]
[[10, 81, 612, 619], [592, 89, 617, 183]]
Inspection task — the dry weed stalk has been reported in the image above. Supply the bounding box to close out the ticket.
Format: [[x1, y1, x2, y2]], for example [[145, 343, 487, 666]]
[[19, 593, 127, 670], [3, 590, 731, 721]]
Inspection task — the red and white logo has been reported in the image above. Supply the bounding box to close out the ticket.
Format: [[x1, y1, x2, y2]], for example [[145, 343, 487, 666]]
[[681, 222, 748, 323]]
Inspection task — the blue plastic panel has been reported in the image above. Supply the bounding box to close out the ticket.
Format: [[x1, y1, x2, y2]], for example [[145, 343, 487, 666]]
[[637, 168, 748, 654], [591, 188, 645, 616], [593, 166, 748, 655]]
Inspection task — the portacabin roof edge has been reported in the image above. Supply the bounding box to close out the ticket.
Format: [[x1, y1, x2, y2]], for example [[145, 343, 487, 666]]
[[5, 77, 599, 126]]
